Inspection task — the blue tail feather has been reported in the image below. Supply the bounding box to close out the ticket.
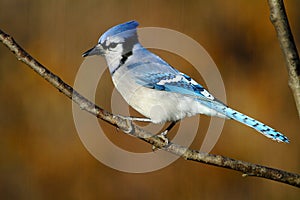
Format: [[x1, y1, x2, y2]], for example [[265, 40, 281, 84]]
[[222, 107, 289, 143]]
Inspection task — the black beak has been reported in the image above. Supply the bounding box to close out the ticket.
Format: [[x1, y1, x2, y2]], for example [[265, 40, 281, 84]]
[[82, 44, 105, 57]]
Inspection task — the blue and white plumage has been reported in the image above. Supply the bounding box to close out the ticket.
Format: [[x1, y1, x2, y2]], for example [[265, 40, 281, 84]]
[[83, 20, 289, 143]]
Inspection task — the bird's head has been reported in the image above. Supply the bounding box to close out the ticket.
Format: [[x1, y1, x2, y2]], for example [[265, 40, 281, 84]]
[[83, 21, 139, 72]]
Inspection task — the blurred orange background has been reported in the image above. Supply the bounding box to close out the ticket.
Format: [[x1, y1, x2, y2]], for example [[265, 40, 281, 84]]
[[0, 0, 299, 199]]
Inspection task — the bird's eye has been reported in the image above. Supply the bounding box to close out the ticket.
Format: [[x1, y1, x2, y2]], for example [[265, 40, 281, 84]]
[[108, 42, 118, 49]]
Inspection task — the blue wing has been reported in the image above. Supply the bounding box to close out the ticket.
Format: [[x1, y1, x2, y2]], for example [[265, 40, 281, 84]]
[[136, 71, 219, 103], [126, 47, 219, 102]]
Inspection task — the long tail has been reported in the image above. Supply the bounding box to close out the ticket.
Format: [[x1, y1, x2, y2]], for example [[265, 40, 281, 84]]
[[193, 95, 289, 143], [221, 107, 289, 143]]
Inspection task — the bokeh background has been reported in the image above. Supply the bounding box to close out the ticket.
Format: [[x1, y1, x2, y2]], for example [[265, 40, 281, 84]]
[[0, 0, 299, 199]]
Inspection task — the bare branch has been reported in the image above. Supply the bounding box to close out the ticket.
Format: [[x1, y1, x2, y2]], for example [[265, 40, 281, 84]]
[[268, 0, 300, 117], [0, 29, 299, 188]]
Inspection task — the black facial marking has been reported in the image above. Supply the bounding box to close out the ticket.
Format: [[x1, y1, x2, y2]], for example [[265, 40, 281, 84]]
[[111, 50, 133, 75], [118, 36, 137, 66], [110, 32, 138, 75], [120, 51, 132, 65], [102, 40, 117, 50]]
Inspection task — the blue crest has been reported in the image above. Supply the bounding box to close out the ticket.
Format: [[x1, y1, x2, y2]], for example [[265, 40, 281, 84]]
[[98, 20, 139, 44]]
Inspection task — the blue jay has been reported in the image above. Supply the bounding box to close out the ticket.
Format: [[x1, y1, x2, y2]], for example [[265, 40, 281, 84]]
[[83, 20, 289, 143]]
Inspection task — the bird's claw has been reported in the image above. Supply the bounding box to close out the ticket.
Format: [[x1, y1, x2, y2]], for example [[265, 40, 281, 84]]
[[152, 130, 169, 151]]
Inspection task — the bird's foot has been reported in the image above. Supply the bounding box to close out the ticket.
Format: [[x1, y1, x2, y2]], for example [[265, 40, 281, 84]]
[[152, 130, 169, 151]]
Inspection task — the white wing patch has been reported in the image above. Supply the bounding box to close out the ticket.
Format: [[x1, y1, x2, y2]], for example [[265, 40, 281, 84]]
[[190, 79, 198, 85], [200, 89, 214, 100], [188, 77, 215, 100], [156, 75, 182, 85]]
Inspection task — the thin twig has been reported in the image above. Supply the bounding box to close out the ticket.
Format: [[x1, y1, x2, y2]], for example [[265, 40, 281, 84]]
[[0, 29, 299, 188], [268, 0, 300, 117]]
